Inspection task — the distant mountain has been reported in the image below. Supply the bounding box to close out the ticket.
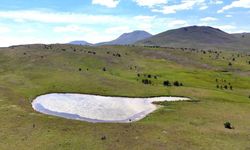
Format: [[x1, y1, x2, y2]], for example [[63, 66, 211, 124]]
[[136, 26, 250, 50], [68, 41, 92, 46], [96, 30, 152, 46]]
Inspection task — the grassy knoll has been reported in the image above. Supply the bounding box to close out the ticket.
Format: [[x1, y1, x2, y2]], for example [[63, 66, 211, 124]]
[[0, 44, 249, 150]]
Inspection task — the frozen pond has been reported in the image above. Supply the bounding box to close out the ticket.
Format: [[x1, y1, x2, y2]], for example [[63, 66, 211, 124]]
[[32, 93, 189, 123]]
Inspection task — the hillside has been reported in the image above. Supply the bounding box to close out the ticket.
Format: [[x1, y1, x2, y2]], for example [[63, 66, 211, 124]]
[[233, 33, 250, 43], [68, 40, 93, 46], [96, 30, 152, 46], [0, 44, 250, 149], [136, 26, 250, 50]]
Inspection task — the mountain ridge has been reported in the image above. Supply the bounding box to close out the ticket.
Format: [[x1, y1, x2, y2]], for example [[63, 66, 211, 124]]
[[68, 40, 93, 46], [96, 30, 152, 46], [136, 26, 250, 51]]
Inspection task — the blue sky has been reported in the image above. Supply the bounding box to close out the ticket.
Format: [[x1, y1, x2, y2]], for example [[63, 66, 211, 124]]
[[0, 0, 250, 46]]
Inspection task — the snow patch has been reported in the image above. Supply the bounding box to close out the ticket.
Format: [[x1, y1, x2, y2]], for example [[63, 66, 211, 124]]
[[32, 93, 189, 123]]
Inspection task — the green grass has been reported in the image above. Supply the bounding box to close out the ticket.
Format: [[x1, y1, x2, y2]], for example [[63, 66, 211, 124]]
[[0, 44, 249, 150]]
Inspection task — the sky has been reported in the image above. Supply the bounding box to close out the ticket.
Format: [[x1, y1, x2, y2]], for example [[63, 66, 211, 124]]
[[0, 0, 250, 47]]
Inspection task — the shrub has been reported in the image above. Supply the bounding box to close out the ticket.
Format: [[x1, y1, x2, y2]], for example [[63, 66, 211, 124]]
[[163, 81, 171, 86], [173, 81, 180, 86], [142, 79, 151, 85], [101, 136, 106, 140], [224, 122, 232, 129]]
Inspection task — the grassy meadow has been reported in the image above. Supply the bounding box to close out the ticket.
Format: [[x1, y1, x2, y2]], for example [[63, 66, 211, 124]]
[[0, 44, 249, 150]]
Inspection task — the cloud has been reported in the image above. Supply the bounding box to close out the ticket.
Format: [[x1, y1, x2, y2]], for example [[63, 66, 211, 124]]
[[54, 25, 94, 33], [0, 10, 126, 24], [0, 26, 10, 33], [167, 20, 188, 28], [152, 0, 206, 14], [92, 0, 120, 8], [214, 25, 236, 31], [210, 0, 223, 5], [225, 14, 232, 17], [200, 17, 218, 22], [199, 5, 208, 10], [218, 0, 250, 13], [134, 0, 167, 7], [105, 26, 132, 34], [136, 0, 225, 14], [18, 28, 36, 33], [0, 10, 163, 46]]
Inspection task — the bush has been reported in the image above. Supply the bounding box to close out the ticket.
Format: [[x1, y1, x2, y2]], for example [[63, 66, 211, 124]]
[[101, 136, 106, 140], [163, 81, 171, 86], [173, 81, 180, 86], [224, 122, 232, 129], [142, 79, 151, 85]]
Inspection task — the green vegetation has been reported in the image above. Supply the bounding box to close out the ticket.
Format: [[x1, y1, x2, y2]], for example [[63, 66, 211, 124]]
[[0, 44, 249, 150], [224, 122, 233, 129]]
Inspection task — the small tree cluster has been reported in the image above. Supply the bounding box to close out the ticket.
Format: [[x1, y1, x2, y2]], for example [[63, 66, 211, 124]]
[[111, 53, 121, 57], [144, 46, 160, 48], [88, 51, 96, 55], [163, 80, 171, 86], [142, 79, 152, 85], [137, 73, 158, 80], [216, 78, 233, 90], [173, 81, 183, 86], [163, 80, 183, 87]]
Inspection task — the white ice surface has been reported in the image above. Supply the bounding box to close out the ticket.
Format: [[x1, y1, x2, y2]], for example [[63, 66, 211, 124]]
[[32, 93, 189, 123]]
